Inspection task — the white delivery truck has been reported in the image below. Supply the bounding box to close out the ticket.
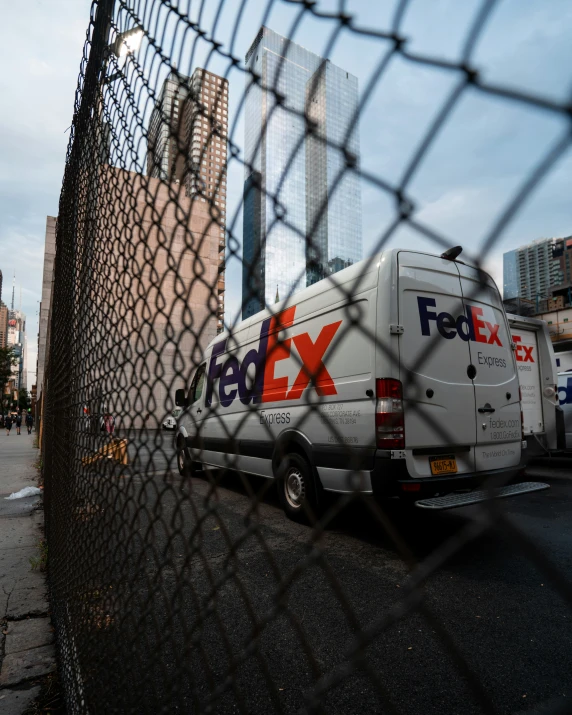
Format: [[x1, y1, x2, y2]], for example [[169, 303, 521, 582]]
[[555, 351, 572, 372], [557, 372, 572, 448], [507, 314, 559, 456], [175, 249, 547, 519], [555, 351, 572, 449]]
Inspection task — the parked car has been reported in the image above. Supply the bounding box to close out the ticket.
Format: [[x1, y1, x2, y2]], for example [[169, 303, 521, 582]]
[[162, 408, 182, 431]]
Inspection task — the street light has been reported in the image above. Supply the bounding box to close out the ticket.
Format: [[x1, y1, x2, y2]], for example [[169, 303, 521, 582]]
[[112, 26, 144, 58]]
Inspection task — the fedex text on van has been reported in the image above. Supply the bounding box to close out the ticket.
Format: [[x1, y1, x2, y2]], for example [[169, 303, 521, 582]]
[[512, 335, 534, 362], [417, 297, 502, 345], [205, 307, 342, 407]]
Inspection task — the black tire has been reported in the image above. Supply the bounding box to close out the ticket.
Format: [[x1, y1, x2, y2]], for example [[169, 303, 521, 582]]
[[277, 453, 319, 523], [177, 440, 201, 477], [176, 444, 188, 476]]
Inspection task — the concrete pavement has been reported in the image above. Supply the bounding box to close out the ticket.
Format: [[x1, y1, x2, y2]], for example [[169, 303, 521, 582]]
[[0, 431, 55, 714]]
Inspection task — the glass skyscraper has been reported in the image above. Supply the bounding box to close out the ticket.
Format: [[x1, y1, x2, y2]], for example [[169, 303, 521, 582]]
[[242, 27, 362, 319]]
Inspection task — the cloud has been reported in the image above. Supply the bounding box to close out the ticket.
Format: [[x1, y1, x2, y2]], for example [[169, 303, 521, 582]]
[[0, 1, 91, 391], [27, 58, 53, 77], [415, 185, 505, 249]]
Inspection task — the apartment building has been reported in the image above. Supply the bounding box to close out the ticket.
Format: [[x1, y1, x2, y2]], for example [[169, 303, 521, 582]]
[[147, 68, 228, 332], [503, 237, 566, 300]]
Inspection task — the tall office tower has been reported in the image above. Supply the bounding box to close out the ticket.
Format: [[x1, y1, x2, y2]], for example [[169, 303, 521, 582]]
[[0, 268, 5, 348], [147, 68, 229, 332], [0, 304, 7, 348], [7, 307, 26, 390], [242, 27, 362, 319], [148, 70, 190, 181], [37, 216, 57, 409], [503, 237, 566, 300]]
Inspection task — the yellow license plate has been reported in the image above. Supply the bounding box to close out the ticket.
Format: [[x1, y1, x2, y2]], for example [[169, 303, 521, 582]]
[[429, 456, 458, 476]]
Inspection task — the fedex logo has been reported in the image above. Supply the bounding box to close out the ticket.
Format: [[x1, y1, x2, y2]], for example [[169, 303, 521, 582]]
[[417, 297, 502, 346], [559, 377, 572, 406], [205, 306, 342, 408], [512, 335, 534, 363]]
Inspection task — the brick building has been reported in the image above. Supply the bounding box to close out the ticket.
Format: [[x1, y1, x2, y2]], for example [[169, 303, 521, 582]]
[[86, 165, 220, 428], [39, 166, 220, 431]]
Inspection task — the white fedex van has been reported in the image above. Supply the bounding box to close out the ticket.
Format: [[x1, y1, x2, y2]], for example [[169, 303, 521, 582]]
[[555, 351, 572, 449], [175, 249, 547, 519], [557, 372, 572, 448], [555, 351, 572, 373], [507, 315, 559, 455]]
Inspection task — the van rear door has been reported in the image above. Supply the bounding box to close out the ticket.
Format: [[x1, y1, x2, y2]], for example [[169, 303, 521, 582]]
[[457, 264, 521, 472], [510, 327, 543, 435], [398, 251, 476, 477]]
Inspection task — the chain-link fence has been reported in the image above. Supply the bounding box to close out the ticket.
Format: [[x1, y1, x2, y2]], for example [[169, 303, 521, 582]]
[[42, 0, 572, 712]]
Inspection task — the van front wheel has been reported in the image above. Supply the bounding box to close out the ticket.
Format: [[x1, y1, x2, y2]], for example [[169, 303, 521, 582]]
[[177, 442, 201, 477], [177, 445, 189, 476], [278, 453, 318, 523]]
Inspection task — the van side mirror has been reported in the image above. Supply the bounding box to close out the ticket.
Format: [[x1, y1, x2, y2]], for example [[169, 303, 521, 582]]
[[175, 388, 188, 408]]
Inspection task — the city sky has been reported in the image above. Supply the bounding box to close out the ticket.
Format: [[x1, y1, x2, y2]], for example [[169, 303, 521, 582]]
[[1, 0, 571, 387]]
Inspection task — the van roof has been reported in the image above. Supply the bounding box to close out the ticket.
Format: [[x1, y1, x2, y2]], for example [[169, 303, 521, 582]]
[[209, 248, 497, 353], [506, 313, 547, 330], [208, 252, 384, 352]]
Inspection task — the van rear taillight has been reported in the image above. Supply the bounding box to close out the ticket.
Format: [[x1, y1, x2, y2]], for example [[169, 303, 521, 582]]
[[519, 386, 524, 439], [375, 378, 405, 449]]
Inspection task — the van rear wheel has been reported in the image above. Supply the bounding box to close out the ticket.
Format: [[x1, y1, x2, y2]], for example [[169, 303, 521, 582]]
[[277, 453, 318, 523]]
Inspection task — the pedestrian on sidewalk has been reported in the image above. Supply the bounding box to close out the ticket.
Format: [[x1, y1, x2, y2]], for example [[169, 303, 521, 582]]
[[26, 412, 33, 435], [103, 412, 115, 436], [5, 414, 12, 436], [15, 412, 22, 435]]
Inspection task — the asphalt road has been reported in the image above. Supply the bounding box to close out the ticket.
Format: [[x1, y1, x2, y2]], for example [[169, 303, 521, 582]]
[[61, 435, 572, 714]]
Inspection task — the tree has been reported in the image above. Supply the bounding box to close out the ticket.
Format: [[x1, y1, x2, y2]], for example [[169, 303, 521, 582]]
[[0, 346, 17, 413], [18, 388, 30, 411]]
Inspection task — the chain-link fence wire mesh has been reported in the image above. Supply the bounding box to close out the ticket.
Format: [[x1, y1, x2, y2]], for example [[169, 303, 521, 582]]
[[41, 0, 572, 712]]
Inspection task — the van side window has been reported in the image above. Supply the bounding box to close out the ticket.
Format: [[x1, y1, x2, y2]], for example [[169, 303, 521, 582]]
[[191, 364, 206, 404]]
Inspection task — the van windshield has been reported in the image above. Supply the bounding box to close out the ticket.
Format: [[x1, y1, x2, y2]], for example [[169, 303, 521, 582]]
[[191, 364, 206, 403]]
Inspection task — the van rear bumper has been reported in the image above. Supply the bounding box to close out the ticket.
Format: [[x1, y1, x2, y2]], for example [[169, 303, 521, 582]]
[[370, 456, 523, 500]]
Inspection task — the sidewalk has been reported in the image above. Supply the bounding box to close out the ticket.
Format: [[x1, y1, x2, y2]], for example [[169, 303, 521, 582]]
[[0, 432, 55, 714]]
